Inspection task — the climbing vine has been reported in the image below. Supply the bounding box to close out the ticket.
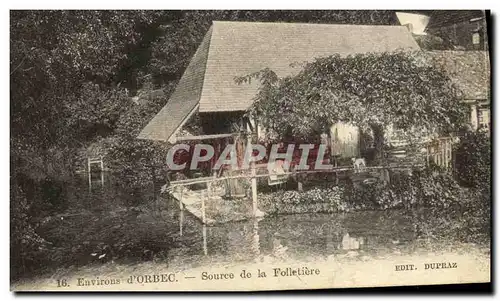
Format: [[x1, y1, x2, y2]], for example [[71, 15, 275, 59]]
[[236, 51, 469, 159]]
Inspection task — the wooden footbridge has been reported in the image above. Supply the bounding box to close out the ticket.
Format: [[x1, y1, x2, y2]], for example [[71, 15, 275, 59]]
[[164, 163, 423, 225]]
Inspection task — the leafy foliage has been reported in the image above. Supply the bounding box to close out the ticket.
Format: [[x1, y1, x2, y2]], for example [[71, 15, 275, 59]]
[[261, 167, 467, 216], [11, 11, 162, 148], [260, 186, 346, 214], [10, 183, 52, 279], [237, 51, 469, 159], [454, 130, 491, 189]]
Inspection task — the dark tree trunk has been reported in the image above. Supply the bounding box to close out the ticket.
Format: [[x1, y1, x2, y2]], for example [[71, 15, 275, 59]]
[[371, 123, 385, 164]]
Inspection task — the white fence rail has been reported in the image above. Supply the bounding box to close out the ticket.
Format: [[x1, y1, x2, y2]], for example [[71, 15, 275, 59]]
[[425, 137, 455, 169]]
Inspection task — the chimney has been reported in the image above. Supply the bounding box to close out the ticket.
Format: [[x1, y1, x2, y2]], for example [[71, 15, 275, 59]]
[[396, 12, 430, 35]]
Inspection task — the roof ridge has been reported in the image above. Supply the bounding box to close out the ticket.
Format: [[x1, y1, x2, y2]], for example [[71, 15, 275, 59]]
[[198, 25, 215, 114], [426, 50, 490, 54], [137, 25, 214, 141], [212, 20, 407, 27]]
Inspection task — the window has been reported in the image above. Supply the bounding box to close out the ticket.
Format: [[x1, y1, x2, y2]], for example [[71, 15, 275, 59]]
[[478, 107, 490, 130], [472, 32, 481, 45]]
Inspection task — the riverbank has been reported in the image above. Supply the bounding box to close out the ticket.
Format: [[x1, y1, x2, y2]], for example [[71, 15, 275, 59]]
[[12, 241, 490, 291], [11, 166, 490, 286], [12, 206, 491, 291]]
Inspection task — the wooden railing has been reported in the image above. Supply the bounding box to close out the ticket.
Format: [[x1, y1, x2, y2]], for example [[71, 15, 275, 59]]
[[387, 135, 457, 170], [425, 137, 455, 169], [164, 163, 422, 192]]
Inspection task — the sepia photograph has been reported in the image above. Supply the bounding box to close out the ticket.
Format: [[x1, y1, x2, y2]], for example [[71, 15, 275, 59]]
[[10, 9, 491, 291]]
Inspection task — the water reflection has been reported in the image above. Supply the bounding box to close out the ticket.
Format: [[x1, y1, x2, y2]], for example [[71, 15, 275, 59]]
[[26, 174, 487, 280], [51, 175, 472, 267], [251, 219, 260, 256], [174, 210, 416, 263], [340, 233, 365, 250], [271, 237, 288, 260]]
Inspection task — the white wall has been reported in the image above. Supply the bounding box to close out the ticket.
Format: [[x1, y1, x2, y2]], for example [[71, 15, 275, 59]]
[[330, 122, 360, 158]]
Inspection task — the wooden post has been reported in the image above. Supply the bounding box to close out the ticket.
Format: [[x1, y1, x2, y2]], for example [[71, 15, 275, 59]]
[[201, 189, 206, 224], [87, 158, 92, 192], [251, 218, 260, 256], [246, 129, 259, 217], [449, 139, 452, 169], [179, 204, 184, 236], [450, 139, 453, 168], [202, 224, 208, 256], [100, 156, 105, 187], [448, 139, 452, 169], [297, 181, 303, 192], [251, 161, 258, 217], [436, 140, 440, 167], [151, 165, 156, 198], [444, 140, 448, 169], [445, 140, 448, 168], [442, 140, 446, 168], [443, 139, 447, 168], [426, 144, 430, 166], [334, 156, 339, 186], [441, 140, 445, 168]]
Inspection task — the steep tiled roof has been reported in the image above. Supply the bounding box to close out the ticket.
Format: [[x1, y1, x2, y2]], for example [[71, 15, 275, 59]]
[[139, 21, 420, 141], [200, 21, 420, 112], [137, 27, 212, 141], [426, 51, 490, 100]]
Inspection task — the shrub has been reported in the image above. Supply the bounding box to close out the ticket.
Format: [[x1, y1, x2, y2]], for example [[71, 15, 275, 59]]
[[386, 167, 464, 209], [454, 130, 491, 189], [10, 183, 51, 279], [343, 181, 385, 209], [413, 167, 462, 208], [260, 166, 466, 216], [260, 186, 345, 214]]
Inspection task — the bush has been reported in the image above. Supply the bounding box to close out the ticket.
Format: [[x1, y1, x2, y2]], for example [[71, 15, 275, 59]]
[[342, 167, 463, 211], [454, 130, 491, 189], [10, 183, 51, 280], [260, 186, 346, 214], [106, 137, 168, 189], [413, 167, 463, 207], [343, 181, 386, 209], [260, 166, 466, 216]]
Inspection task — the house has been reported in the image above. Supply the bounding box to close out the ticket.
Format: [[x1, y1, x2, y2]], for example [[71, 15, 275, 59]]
[[138, 21, 420, 162], [426, 51, 491, 131], [384, 50, 490, 168], [425, 10, 488, 51], [396, 10, 488, 51], [395, 12, 430, 35]]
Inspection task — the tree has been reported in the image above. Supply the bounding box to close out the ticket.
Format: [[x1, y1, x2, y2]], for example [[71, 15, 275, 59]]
[[10, 10, 167, 148], [10, 10, 181, 187], [237, 50, 469, 161]]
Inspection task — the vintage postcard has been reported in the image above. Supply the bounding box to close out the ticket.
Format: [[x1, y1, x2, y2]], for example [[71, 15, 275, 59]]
[[10, 10, 491, 291]]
